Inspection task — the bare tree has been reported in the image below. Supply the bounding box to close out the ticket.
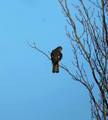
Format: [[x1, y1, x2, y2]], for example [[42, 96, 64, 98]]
[[29, 0, 108, 120], [58, 0, 108, 119]]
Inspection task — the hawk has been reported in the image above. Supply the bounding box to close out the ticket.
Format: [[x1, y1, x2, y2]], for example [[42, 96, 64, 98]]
[[51, 46, 62, 73]]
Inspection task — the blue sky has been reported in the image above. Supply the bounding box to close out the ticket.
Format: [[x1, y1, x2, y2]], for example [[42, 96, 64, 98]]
[[0, 0, 91, 120]]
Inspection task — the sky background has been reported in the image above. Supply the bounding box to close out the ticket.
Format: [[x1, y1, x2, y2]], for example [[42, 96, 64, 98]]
[[0, 0, 91, 120]]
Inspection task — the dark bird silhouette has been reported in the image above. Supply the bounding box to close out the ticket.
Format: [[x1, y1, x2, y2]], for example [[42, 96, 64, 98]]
[[51, 46, 62, 73]]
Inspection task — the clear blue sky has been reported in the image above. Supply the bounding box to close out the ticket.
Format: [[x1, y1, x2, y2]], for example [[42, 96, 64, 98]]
[[0, 0, 90, 120]]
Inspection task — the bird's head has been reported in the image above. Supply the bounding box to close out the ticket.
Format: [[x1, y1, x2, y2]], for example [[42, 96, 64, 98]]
[[56, 46, 62, 51]]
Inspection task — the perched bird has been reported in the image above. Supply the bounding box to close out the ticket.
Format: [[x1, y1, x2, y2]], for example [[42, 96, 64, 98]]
[[51, 46, 62, 73]]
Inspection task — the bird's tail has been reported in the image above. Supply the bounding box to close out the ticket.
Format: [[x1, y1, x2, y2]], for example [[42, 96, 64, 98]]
[[52, 64, 59, 73]]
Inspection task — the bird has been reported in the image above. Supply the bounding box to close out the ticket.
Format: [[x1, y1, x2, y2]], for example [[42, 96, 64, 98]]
[[50, 46, 62, 73]]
